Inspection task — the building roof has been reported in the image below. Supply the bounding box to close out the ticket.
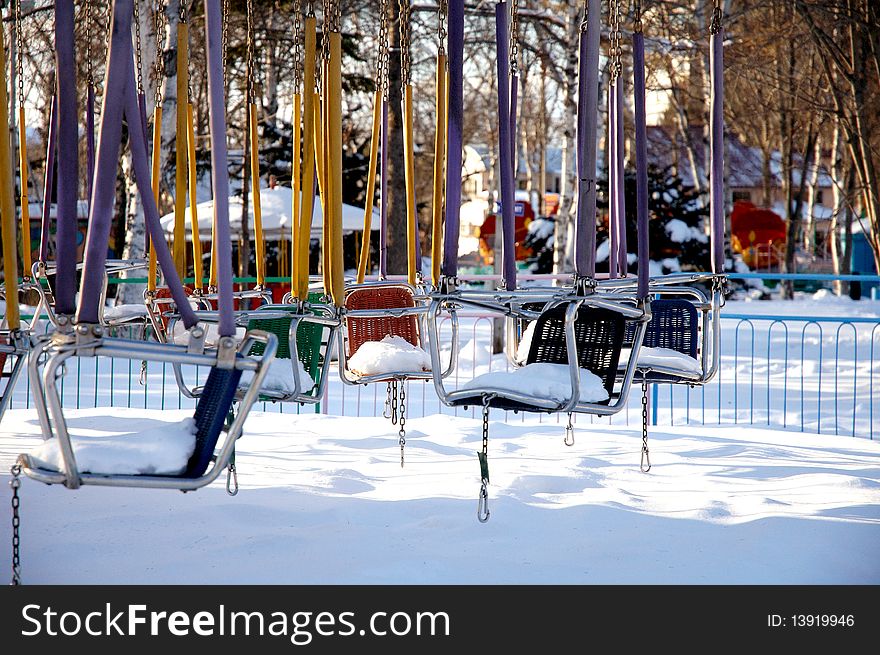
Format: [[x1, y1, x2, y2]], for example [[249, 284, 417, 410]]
[[646, 125, 833, 190]]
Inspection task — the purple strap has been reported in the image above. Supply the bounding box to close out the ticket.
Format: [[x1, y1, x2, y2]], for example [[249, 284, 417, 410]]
[[54, 0, 79, 315], [614, 81, 627, 275], [77, 0, 197, 329], [86, 85, 96, 217], [608, 87, 617, 280], [576, 0, 600, 278], [39, 95, 57, 263], [510, 74, 518, 181], [710, 29, 724, 273], [203, 0, 235, 337], [138, 91, 149, 149], [442, 0, 464, 278], [495, 3, 516, 291], [633, 31, 650, 300], [379, 99, 388, 278]]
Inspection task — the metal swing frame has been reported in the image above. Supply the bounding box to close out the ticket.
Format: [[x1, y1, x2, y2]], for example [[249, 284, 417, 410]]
[[17, 326, 277, 490], [426, 286, 650, 416], [336, 280, 458, 386]]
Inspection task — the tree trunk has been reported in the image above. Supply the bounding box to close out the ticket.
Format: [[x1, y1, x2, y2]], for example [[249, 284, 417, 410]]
[[158, 0, 180, 204], [829, 118, 848, 296], [384, 0, 408, 276], [118, 0, 162, 304], [552, 4, 581, 276], [804, 135, 822, 257]]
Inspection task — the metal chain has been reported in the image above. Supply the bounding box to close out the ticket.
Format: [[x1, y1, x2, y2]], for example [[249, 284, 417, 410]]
[[398, 0, 411, 86], [634, 0, 643, 34], [477, 395, 492, 523], [398, 382, 406, 468], [580, 0, 588, 31], [379, 0, 390, 102], [609, 0, 622, 80], [564, 412, 575, 447], [293, 0, 304, 91], [246, 0, 256, 104], [222, 0, 230, 87], [133, 0, 145, 96], [710, 0, 723, 34], [14, 0, 25, 108], [641, 379, 651, 473], [509, 0, 519, 75], [84, 0, 93, 86], [154, 1, 167, 106], [390, 380, 398, 425], [437, 0, 447, 56], [10, 464, 22, 585]]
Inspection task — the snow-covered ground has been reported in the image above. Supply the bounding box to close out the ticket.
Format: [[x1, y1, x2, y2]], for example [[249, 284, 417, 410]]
[[1, 290, 878, 584], [1, 409, 878, 584]]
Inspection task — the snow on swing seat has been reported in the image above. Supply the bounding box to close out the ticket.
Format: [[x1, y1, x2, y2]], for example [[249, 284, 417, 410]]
[[347, 334, 431, 378], [103, 303, 150, 322], [619, 346, 703, 376], [462, 363, 610, 404], [27, 418, 198, 476], [238, 357, 316, 396]]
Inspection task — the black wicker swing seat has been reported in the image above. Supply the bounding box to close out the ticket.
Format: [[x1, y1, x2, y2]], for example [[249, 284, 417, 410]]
[[618, 298, 703, 382], [427, 292, 649, 416], [16, 327, 277, 491]]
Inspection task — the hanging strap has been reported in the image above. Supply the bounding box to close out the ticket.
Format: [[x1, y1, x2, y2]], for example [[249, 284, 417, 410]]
[[204, 0, 236, 336], [54, 0, 79, 316], [148, 103, 163, 292], [296, 15, 318, 301], [38, 95, 56, 266], [495, 2, 516, 292], [245, 0, 266, 288], [77, 0, 198, 330], [442, 0, 464, 279], [632, 8, 650, 300], [379, 99, 389, 279], [613, 81, 627, 276], [186, 102, 204, 289], [607, 0, 626, 280], [17, 108, 32, 278], [290, 2, 304, 295], [575, 0, 599, 278], [326, 9, 345, 307], [174, 18, 190, 280], [430, 49, 447, 287], [86, 85, 96, 219], [710, 3, 725, 274], [399, 0, 418, 286], [0, 26, 19, 330], [357, 91, 382, 284]]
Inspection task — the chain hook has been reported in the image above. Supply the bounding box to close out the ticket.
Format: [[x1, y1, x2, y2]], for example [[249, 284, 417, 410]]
[[477, 479, 490, 523], [226, 463, 239, 496], [564, 412, 575, 447], [382, 381, 393, 419], [138, 360, 148, 386]]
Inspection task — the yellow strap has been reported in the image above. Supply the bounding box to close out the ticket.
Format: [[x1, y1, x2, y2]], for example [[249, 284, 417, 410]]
[[431, 54, 447, 287], [296, 17, 318, 300], [18, 107, 32, 277], [403, 84, 417, 286], [290, 93, 302, 292], [316, 83, 330, 298], [186, 102, 203, 289], [173, 23, 188, 280], [249, 102, 265, 287], [329, 33, 344, 307], [149, 105, 163, 292], [0, 28, 19, 330], [356, 89, 382, 285]]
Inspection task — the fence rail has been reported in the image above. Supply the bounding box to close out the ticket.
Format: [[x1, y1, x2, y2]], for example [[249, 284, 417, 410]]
[[4, 310, 878, 440]]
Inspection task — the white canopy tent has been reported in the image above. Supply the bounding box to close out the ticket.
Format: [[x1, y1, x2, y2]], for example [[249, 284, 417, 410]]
[[159, 185, 379, 240]]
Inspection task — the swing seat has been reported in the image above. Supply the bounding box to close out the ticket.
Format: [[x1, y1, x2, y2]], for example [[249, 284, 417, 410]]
[[620, 298, 702, 382], [341, 284, 432, 383], [450, 304, 627, 412], [17, 330, 276, 490], [243, 292, 334, 402]]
